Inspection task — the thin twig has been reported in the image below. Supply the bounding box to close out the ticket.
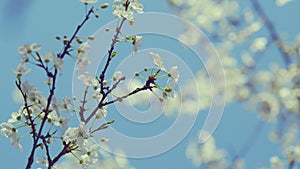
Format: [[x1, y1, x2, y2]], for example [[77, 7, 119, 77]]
[[227, 121, 264, 169], [79, 86, 89, 122], [85, 18, 127, 123], [250, 0, 291, 67]]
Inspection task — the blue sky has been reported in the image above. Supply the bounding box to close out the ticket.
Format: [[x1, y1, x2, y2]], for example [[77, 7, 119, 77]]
[[0, 0, 299, 169]]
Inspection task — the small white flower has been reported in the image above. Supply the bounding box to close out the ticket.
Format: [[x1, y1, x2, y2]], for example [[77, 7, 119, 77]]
[[58, 117, 69, 129], [276, 0, 293, 6], [132, 35, 142, 54], [63, 123, 92, 147], [44, 51, 55, 63], [250, 37, 268, 52], [112, 0, 143, 24], [63, 127, 79, 144], [52, 97, 63, 117], [130, 0, 144, 13], [76, 43, 91, 73], [252, 92, 280, 122], [80, 0, 98, 4], [8, 110, 22, 123], [113, 5, 133, 20], [21, 81, 43, 102], [13, 63, 31, 75], [18, 45, 28, 55], [149, 52, 166, 71], [53, 56, 63, 75], [30, 43, 42, 51], [270, 156, 283, 169], [168, 66, 180, 82], [17, 43, 42, 55], [95, 108, 107, 119], [49, 112, 69, 129], [0, 122, 23, 151], [78, 72, 96, 86], [79, 143, 100, 168], [113, 71, 123, 81], [36, 157, 48, 167], [186, 131, 226, 167], [92, 88, 104, 101], [63, 97, 74, 112]]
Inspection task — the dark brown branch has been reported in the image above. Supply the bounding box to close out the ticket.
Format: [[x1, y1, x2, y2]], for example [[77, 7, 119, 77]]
[[85, 18, 126, 123], [103, 83, 153, 107], [85, 77, 154, 123], [107, 76, 126, 94], [48, 142, 73, 168], [41, 135, 52, 167], [25, 7, 95, 169], [58, 7, 94, 59]]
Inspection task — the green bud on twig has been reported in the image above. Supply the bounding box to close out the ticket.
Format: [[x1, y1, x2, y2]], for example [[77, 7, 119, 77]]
[[107, 120, 115, 124], [111, 51, 117, 58]]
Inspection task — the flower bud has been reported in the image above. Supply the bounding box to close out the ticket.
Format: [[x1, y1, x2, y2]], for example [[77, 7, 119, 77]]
[[101, 3, 109, 9]]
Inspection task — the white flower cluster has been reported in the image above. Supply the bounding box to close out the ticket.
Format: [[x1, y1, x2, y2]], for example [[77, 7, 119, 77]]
[[1, 0, 164, 168], [0, 122, 23, 151], [171, 0, 300, 168], [59, 148, 136, 169], [186, 131, 227, 169], [112, 0, 143, 24]]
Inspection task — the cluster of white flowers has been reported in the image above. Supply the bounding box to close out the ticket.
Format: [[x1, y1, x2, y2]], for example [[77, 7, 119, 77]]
[[171, 0, 300, 168], [186, 131, 227, 169], [76, 42, 91, 73], [112, 0, 143, 24], [0, 122, 23, 151], [1, 0, 166, 168], [59, 148, 136, 169]]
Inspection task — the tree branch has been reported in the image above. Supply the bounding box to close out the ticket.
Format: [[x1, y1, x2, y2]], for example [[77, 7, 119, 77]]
[[250, 0, 291, 67]]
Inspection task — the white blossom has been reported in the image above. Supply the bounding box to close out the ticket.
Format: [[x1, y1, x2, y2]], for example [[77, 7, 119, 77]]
[[63, 123, 91, 146], [113, 0, 143, 24], [13, 63, 31, 75], [79, 143, 100, 168], [78, 72, 96, 86], [95, 108, 107, 119], [186, 130, 226, 168], [43, 50, 55, 63], [276, 0, 293, 6], [47, 112, 69, 129], [18, 43, 42, 55], [149, 52, 166, 71], [270, 156, 283, 169], [53, 56, 64, 75], [251, 92, 280, 122], [250, 37, 268, 52], [8, 109, 23, 123], [0, 122, 23, 151], [132, 35, 142, 54], [168, 66, 180, 83], [76, 43, 91, 72], [21, 81, 43, 102], [63, 97, 74, 112], [63, 127, 79, 144], [112, 71, 123, 81]]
